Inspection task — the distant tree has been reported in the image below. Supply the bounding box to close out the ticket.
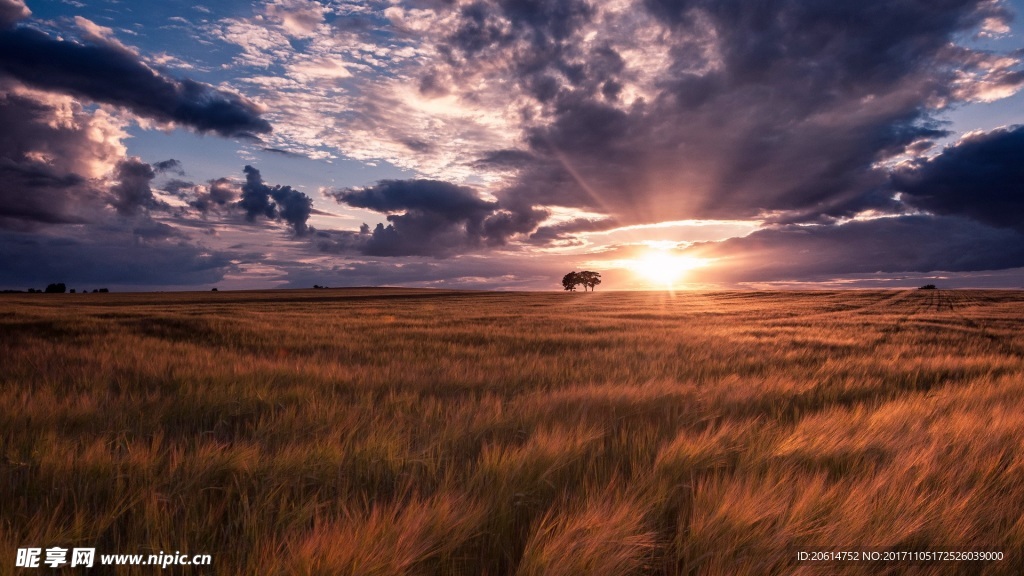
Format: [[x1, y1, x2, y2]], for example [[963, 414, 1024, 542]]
[[919, 284, 937, 290], [211, 288, 219, 292], [69, 289, 75, 293], [561, 271, 603, 291], [578, 271, 602, 292], [44, 282, 66, 293], [98, 288, 109, 293], [562, 272, 580, 291]]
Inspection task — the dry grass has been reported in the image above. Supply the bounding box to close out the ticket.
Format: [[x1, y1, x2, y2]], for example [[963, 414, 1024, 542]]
[[2, 288, 1023, 574]]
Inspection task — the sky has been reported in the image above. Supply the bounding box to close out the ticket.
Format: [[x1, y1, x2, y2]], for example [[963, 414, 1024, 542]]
[[0, 0, 1022, 291]]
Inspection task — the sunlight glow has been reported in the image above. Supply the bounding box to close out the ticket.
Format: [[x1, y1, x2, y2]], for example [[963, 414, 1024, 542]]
[[627, 250, 710, 288]]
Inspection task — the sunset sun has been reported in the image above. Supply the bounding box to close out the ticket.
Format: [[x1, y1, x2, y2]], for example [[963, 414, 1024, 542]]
[[628, 250, 709, 288]]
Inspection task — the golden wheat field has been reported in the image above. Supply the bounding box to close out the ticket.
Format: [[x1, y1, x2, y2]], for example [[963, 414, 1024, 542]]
[[2, 288, 1024, 575]]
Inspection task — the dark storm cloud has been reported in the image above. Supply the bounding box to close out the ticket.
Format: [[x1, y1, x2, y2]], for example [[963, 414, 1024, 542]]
[[642, 0, 1003, 80], [0, 3, 278, 291], [0, 27, 271, 137], [0, 86, 236, 287], [208, 178, 239, 205], [335, 178, 498, 217], [0, 164, 91, 227], [190, 177, 238, 214], [328, 179, 497, 257], [327, 179, 546, 257], [0, 88, 111, 229], [471, 149, 537, 169], [685, 216, 1024, 284], [445, 0, 599, 102], [528, 216, 618, 245], [131, 220, 185, 240], [261, 147, 304, 158], [893, 125, 1024, 232], [311, 227, 367, 255], [448, 0, 594, 55], [163, 179, 196, 196], [239, 165, 312, 235], [435, 0, 1018, 227], [0, 228, 233, 287], [110, 158, 165, 216], [153, 158, 184, 175], [481, 203, 549, 242], [417, 69, 450, 97]]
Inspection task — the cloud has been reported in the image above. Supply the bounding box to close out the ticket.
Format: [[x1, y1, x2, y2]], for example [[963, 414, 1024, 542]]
[[528, 216, 619, 245], [239, 165, 313, 235], [334, 178, 498, 218], [685, 215, 1024, 284], [265, 0, 326, 38], [327, 179, 498, 257], [0, 26, 271, 137], [493, 0, 1011, 224], [0, 83, 126, 229], [276, 251, 571, 290], [110, 157, 167, 216], [471, 149, 537, 170], [0, 88, 238, 288], [0, 0, 29, 29], [214, 3, 522, 172], [190, 177, 239, 214], [162, 179, 197, 197], [219, 0, 1021, 242], [0, 79, 248, 289], [4, 0, 1023, 289], [339, 0, 1013, 231], [0, 227, 234, 288], [73, 16, 136, 55], [153, 158, 184, 175], [0, 5, 319, 291], [325, 178, 545, 257], [893, 125, 1024, 232]]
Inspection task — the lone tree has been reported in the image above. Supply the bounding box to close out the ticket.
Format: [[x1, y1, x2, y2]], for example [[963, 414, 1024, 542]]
[[562, 272, 580, 291], [561, 271, 602, 291], [44, 282, 66, 293], [578, 271, 601, 291]]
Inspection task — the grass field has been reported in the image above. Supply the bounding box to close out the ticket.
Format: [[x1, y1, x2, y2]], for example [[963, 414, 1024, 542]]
[[2, 288, 1023, 575]]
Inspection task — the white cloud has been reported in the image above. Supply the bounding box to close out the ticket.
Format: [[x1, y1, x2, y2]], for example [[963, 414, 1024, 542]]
[[265, 0, 326, 38]]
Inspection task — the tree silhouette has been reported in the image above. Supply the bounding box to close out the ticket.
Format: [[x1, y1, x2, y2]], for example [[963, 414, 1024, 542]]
[[44, 282, 66, 293], [562, 272, 580, 291], [562, 271, 602, 291], [578, 271, 601, 291]]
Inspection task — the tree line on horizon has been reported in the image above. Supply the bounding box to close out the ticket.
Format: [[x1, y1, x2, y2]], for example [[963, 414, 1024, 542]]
[[562, 271, 602, 292], [0, 283, 109, 294]]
